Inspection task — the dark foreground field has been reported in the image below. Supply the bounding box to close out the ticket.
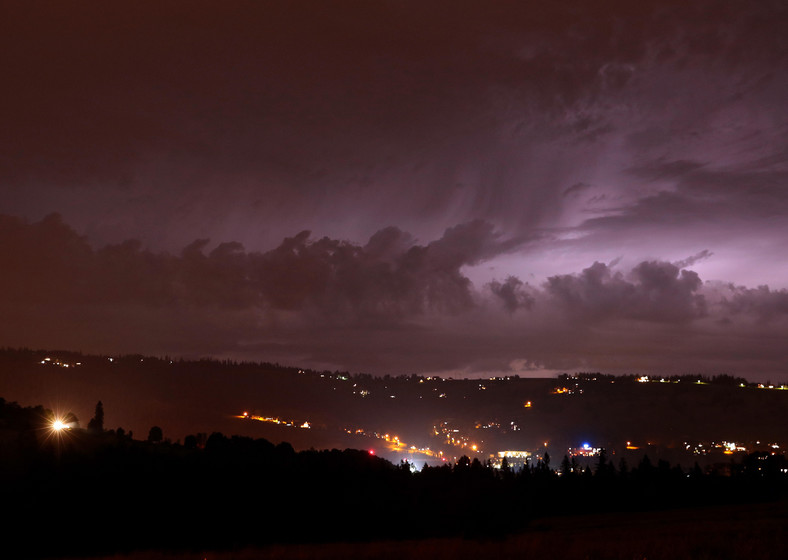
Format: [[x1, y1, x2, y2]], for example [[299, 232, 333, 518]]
[[70, 500, 787, 560]]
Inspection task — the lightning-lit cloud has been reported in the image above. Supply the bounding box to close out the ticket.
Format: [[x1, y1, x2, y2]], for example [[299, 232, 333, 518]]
[[1, 2, 788, 381], [2, 2, 787, 262], [1, 214, 787, 380]]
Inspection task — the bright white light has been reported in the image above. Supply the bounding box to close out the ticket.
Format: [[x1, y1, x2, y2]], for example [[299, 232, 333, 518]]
[[52, 420, 66, 431]]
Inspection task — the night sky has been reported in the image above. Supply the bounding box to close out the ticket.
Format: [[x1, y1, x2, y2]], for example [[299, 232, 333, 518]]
[[2, 1, 788, 380]]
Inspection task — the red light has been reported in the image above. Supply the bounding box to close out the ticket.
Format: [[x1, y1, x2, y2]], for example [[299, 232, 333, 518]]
[[369, 449, 375, 455]]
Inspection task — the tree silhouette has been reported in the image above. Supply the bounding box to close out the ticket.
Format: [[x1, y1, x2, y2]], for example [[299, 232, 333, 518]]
[[560, 455, 572, 476], [618, 457, 629, 479], [501, 456, 511, 475], [147, 425, 163, 443], [87, 401, 104, 431]]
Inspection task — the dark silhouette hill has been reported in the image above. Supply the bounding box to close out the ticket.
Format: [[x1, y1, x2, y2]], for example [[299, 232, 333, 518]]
[[1, 348, 786, 469], [2, 395, 786, 558]]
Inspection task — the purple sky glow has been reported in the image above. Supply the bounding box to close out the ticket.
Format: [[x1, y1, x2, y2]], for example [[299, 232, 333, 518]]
[[2, 1, 788, 381]]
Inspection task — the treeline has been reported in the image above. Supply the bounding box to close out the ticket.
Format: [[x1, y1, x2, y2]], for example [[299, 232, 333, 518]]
[[557, 372, 759, 386], [5, 347, 778, 389], [0, 345, 304, 374], [1, 397, 786, 558]]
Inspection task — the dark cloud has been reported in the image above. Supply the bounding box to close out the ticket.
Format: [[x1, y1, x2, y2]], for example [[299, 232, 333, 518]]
[[678, 168, 788, 217], [2, 214, 787, 380], [487, 276, 535, 313], [0, 214, 521, 329], [545, 260, 706, 323], [717, 284, 788, 323], [582, 155, 788, 231], [1, 2, 788, 381], [3, 1, 787, 252], [674, 250, 713, 269]]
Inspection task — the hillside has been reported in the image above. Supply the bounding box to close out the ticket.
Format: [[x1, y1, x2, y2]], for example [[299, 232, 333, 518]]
[[2, 348, 786, 467]]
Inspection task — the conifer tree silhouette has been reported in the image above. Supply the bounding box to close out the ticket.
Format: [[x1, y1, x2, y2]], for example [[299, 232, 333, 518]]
[[87, 401, 104, 431]]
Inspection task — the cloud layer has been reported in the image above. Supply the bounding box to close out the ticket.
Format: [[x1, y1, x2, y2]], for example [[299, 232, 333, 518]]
[[1, 2, 787, 380], [2, 214, 786, 380], [2, 1, 787, 291]]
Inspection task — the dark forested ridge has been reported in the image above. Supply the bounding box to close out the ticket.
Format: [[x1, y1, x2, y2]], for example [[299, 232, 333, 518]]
[[2, 347, 787, 470], [1, 396, 786, 559]]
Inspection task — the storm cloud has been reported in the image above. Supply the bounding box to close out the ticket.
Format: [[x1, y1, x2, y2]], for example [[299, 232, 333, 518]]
[[2, 214, 787, 380], [3, 1, 788, 265], [1, 2, 788, 380], [545, 260, 706, 323]]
